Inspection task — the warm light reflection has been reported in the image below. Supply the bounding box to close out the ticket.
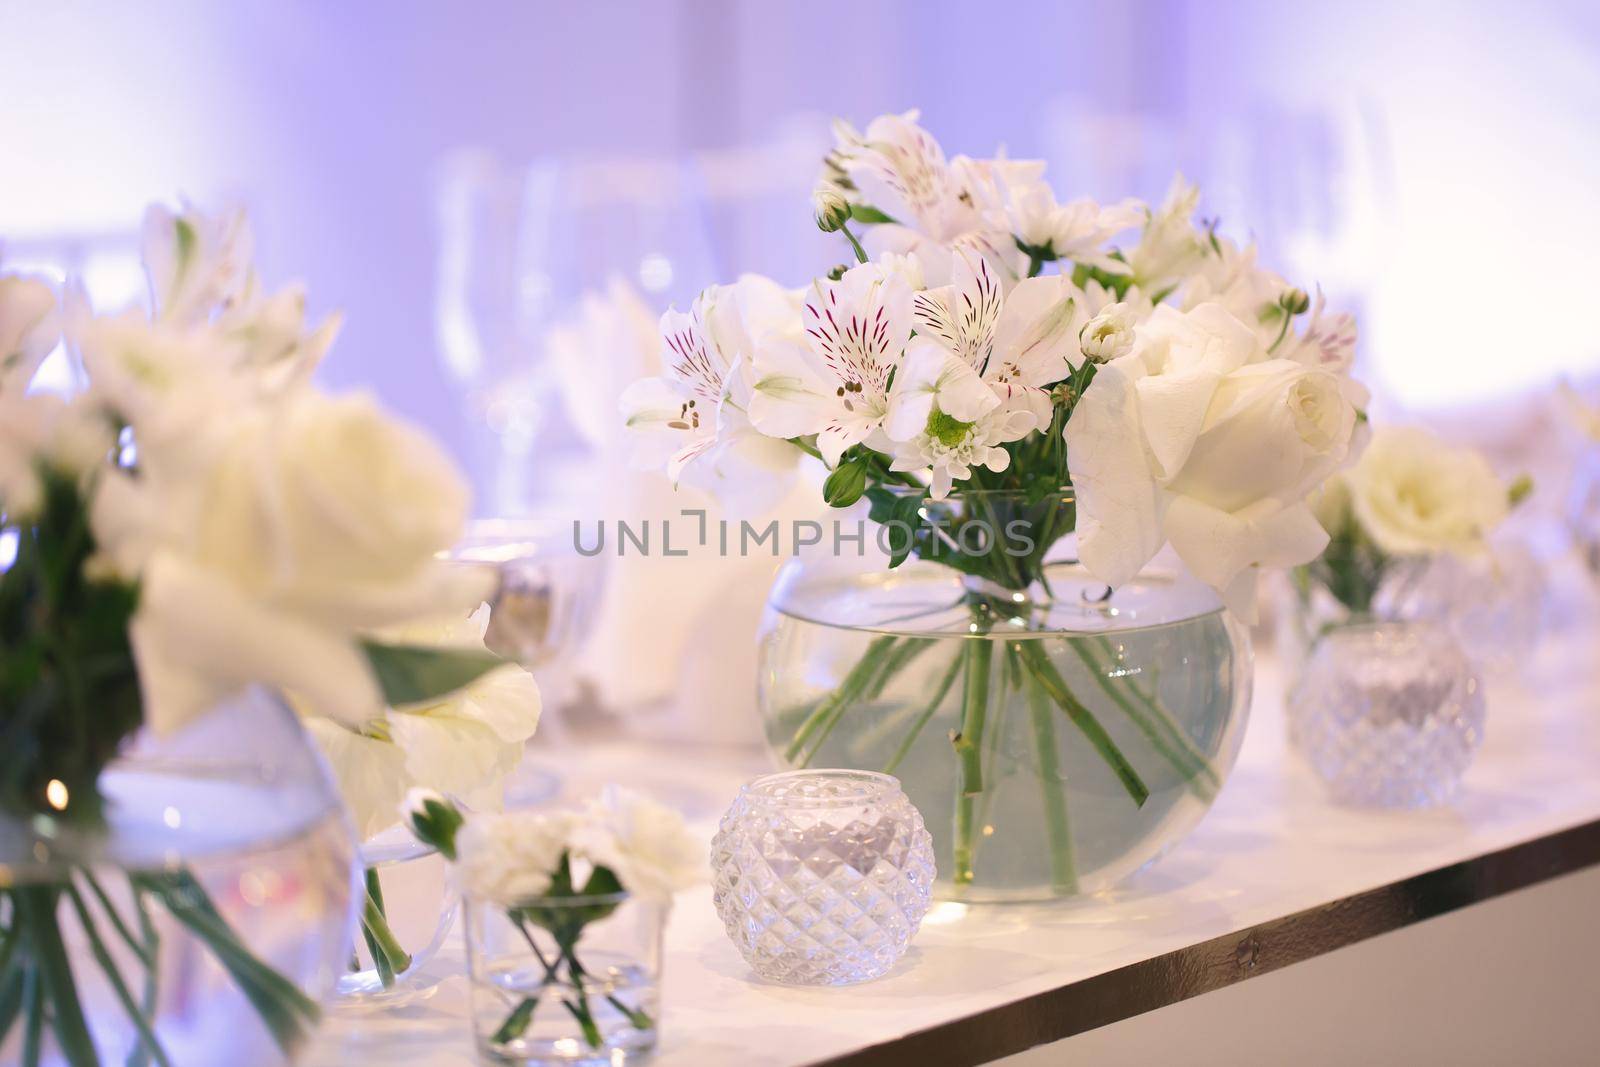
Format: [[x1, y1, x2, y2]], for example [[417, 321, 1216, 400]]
[[921, 901, 970, 926], [44, 779, 69, 811]]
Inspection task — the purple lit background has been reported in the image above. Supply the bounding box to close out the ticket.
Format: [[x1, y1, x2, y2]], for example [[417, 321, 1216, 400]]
[[4, 0, 1598, 498]]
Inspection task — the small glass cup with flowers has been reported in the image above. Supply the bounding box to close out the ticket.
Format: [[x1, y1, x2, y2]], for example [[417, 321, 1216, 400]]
[[403, 787, 702, 1066]]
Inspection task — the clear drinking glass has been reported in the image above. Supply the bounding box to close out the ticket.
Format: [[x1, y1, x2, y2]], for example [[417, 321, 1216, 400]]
[[464, 889, 665, 1066], [334, 825, 459, 1006], [1289, 621, 1486, 808], [710, 770, 935, 985]]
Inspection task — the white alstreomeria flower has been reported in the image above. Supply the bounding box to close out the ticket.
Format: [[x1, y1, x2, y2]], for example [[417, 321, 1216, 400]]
[[455, 809, 578, 905], [829, 112, 1025, 287], [883, 250, 1083, 496], [574, 785, 703, 900], [747, 261, 915, 465], [619, 276, 798, 507]]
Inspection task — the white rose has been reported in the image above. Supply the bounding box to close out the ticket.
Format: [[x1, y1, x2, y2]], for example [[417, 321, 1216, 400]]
[[111, 390, 491, 733], [1344, 426, 1508, 556], [192, 391, 483, 629], [457, 810, 577, 905], [1069, 302, 1360, 620], [574, 786, 703, 900]]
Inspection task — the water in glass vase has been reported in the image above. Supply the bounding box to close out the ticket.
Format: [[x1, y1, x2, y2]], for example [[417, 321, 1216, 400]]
[[758, 557, 1252, 902], [0, 687, 357, 1066]]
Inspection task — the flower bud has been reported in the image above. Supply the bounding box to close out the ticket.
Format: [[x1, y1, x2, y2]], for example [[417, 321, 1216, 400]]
[[813, 187, 852, 233], [823, 457, 870, 507], [1079, 303, 1137, 364], [1279, 287, 1311, 316]]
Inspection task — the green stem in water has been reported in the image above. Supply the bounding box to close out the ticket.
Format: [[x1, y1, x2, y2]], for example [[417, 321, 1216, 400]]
[[64, 885, 173, 1067], [784, 635, 899, 764], [128, 884, 161, 1067], [1073, 638, 1220, 800], [951, 638, 995, 885], [561, 947, 602, 1049], [361, 867, 411, 988], [20, 963, 41, 1067], [491, 995, 540, 1045], [132, 870, 320, 1056], [12, 885, 98, 1067], [882, 652, 964, 775], [861, 638, 935, 701], [1019, 645, 1079, 895], [1016, 642, 1150, 807], [606, 993, 654, 1031], [953, 638, 994, 797]]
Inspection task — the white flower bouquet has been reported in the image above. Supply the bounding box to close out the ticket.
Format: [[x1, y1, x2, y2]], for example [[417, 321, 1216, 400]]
[[621, 112, 1369, 890], [0, 205, 518, 1061], [404, 787, 699, 1058], [623, 111, 1367, 617]]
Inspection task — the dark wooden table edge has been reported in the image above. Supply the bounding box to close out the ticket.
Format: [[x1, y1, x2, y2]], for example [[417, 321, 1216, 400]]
[[806, 816, 1600, 1067]]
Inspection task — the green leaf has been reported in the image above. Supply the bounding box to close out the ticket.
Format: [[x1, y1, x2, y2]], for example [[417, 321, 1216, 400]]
[[361, 641, 505, 708], [849, 203, 895, 224]]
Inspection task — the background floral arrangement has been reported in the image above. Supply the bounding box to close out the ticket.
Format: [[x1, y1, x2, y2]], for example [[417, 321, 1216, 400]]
[[622, 110, 1369, 619]]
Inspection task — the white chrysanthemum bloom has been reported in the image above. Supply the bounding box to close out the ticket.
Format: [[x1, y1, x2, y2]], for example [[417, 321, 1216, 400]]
[[1344, 427, 1509, 557], [456, 809, 578, 905], [574, 786, 703, 900]]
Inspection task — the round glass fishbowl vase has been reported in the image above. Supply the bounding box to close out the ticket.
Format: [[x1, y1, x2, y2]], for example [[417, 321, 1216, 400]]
[[0, 687, 358, 1065], [757, 553, 1252, 902]]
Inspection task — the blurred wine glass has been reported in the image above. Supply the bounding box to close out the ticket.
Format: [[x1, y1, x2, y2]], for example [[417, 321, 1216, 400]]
[[433, 149, 721, 518]]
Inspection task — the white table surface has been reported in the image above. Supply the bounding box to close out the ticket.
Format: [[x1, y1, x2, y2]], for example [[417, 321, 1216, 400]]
[[306, 570, 1600, 1067]]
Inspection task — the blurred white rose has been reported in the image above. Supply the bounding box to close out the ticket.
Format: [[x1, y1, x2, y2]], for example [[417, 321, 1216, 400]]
[[190, 391, 481, 629], [101, 389, 490, 733], [1344, 426, 1509, 556]]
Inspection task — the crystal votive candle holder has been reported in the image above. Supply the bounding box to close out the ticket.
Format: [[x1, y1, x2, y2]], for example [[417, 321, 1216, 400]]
[[464, 889, 665, 1066], [1289, 621, 1486, 809], [710, 769, 934, 985]]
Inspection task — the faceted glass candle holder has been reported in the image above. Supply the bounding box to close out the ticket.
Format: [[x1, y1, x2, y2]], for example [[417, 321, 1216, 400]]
[[710, 770, 934, 985], [1289, 622, 1486, 808]]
